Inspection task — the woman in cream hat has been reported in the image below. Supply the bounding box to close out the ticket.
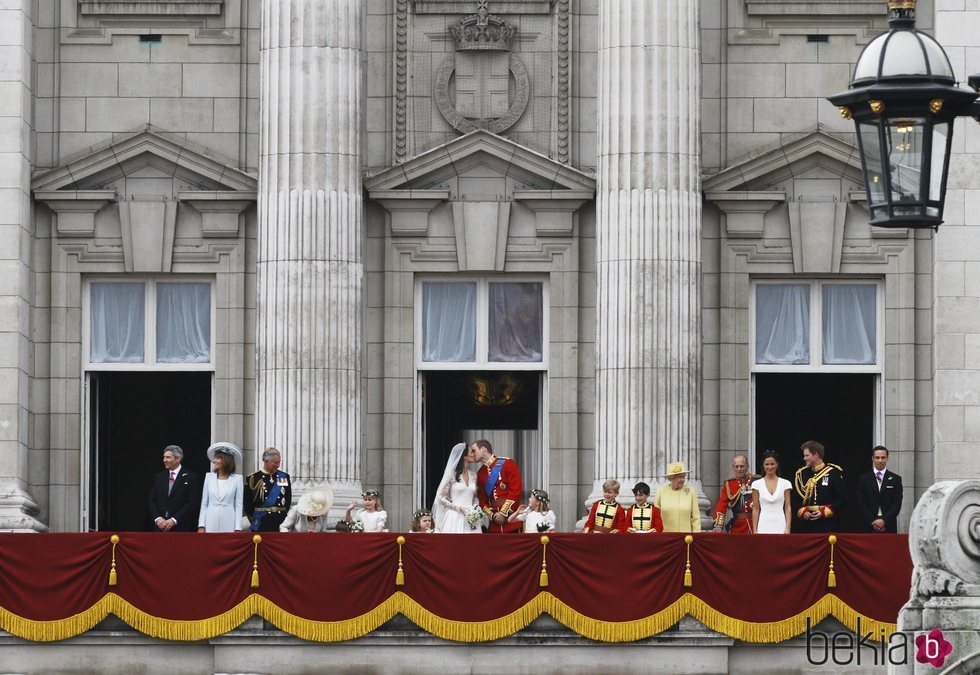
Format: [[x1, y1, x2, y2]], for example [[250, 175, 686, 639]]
[[280, 488, 334, 532], [653, 461, 701, 533], [198, 442, 245, 533]]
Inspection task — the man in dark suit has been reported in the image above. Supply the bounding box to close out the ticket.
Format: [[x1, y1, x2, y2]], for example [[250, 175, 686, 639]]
[[148, 444, 201, 532], [856, 445, 903, 533]]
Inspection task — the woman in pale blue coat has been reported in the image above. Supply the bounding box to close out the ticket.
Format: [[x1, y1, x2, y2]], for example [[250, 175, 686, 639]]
[[198, 442, 244, 533]]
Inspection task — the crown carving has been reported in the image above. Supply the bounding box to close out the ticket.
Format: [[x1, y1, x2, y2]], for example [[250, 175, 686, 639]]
[[450, 8, 515, 52]]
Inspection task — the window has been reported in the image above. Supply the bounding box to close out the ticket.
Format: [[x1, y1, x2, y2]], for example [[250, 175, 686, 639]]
[[85, 278, 214, 369], [752, 281, 880, 371], [417, 278, 546, 369]]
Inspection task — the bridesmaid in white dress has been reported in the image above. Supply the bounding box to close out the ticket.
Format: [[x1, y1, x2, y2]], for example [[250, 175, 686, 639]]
[[432, 443, 481, 533], [346, 491, 388, 532], [751, 451, 793, 534], [198, 442, 244, 533]]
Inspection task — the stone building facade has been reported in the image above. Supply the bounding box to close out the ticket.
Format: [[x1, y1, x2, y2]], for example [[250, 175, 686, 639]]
[[0, 0, 978, 541]]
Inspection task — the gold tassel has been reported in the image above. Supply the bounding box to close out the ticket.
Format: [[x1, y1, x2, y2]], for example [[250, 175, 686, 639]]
[[251, 535, 262, 588], [108, 534, 120, 586], [683, 535, 694, 587], [827, 535, 837, 588], [539, 536, 550, 587], [395, 536, 406, 586]]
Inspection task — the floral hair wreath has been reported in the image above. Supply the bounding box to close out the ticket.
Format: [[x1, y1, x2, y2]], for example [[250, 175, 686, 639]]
[[413, 509, 432, 520], [361, 490, 381, 499], [531, 489, 550, 504]]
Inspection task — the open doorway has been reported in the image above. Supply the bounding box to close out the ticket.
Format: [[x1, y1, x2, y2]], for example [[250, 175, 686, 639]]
[[421, 371, 541, 508], [754, 373, 876, 533], [87, 372, 212, 532]]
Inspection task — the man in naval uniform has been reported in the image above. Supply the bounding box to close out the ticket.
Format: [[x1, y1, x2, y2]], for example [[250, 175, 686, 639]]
[[793, 440, 846, 534], [245, 447, 292, 532]]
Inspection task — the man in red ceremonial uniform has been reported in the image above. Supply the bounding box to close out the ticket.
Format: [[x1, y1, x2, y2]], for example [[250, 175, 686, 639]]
[[472, 439, 523, 533], [712, 454, 759, 534]]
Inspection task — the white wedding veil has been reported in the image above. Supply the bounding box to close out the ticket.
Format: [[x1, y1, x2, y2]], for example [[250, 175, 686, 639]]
[[431, 442, 467, 532]]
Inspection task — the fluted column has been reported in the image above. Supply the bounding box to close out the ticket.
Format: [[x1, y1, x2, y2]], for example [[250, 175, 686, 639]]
[[593, 1, 703, 503], [256, 0, 363, 507]]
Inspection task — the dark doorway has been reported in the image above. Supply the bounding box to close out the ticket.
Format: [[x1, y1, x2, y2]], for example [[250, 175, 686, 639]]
[[422, 371, 539, 508], [754, 373, 876, 533], [88, 372, 211, 532]]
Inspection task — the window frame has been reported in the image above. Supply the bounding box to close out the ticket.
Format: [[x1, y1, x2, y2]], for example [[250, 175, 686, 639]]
[[749, 279, 883, 374], [414, 275, 549, 371], [82, 276, 216, 372]]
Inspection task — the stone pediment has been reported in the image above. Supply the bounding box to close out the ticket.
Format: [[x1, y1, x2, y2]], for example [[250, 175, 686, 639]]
[[364, 129, 595, 196], [367, 130, 594, 271], [32, 129, 256, 193], [703, 130, 864, 195], [33, 130, 256, 270]]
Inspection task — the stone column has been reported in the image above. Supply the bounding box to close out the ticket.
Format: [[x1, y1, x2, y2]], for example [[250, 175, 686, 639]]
[[592, 1, 704, 509], [256, 0, 363, 513], [0, 0, 44, 531]]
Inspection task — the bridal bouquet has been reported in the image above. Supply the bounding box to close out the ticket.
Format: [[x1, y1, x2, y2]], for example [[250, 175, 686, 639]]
[[348, 521, 364, 533], [464, 508, 484, 531]]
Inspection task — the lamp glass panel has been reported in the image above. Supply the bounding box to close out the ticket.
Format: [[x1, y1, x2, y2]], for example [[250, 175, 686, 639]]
[[879, 31, 930, 77], [929, 122, 950, 202], [859, 122, 886, 205], [853, 37, 885, 80], [885, 117, 925, 205]]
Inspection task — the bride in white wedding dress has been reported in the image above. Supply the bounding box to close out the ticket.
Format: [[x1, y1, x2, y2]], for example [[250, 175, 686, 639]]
[[432, 442, 481, 533]]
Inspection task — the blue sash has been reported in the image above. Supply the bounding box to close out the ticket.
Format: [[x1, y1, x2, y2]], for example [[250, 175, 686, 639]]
[[485, 460, 504, 501], [250, 472, 285, 532]]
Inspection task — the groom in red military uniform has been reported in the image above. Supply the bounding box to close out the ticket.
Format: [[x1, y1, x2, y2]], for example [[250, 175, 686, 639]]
[[472, 439, 523, 533]]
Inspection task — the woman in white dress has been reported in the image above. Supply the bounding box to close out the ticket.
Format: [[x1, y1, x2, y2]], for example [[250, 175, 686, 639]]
[[431, 442, 481, 533], [751, 451, 793, 534], [198, 442, 244, 533]]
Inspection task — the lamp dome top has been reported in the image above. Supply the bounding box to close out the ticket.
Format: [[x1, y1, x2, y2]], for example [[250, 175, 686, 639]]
[[851, 4, 956, 86]]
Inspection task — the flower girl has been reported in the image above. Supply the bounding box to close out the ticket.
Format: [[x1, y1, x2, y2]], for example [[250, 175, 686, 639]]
[[346, 490, 388, 532], [508, 489, 556, 533]]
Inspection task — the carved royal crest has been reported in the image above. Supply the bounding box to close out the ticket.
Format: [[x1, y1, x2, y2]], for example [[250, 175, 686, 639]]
[[450, 1, 516, 51]]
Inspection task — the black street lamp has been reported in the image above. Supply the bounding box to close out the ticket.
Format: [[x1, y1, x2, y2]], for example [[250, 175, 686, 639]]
[[828, 0, 980, 229]]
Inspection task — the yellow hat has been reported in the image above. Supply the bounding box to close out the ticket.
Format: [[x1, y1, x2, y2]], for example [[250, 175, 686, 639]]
[[663, 461, 691, 478]]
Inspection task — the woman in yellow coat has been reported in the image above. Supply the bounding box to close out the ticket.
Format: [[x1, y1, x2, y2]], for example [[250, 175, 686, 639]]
[[654, 461, 702, 533]]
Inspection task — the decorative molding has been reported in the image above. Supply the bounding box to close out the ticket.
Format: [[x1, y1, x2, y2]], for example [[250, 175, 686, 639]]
[[365, 130, 596, 194], [702, 131, 864, 194], [745, 0, 883, 16], [705, 191, 785, 239], [79, 1, 223, 15], [452, 201, 511, 271], [32, 129, 257, 193], [394, 0, 409, 162], [513, 189, 590, 237], [787, 200, 847, 274], [450, 6, 515, 51], [34, 190, 117, 238], [411, 0, 554, 13], [179, 191, 256, 238], [369, 190, 450, 237], [119, 198, 178, 272], [433, 53, 530, 135], [555, 0, 570, 163]]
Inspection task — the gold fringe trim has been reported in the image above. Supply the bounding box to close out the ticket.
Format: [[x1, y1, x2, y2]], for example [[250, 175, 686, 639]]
[[0, 592, 897, 643], [397, 592, 544, 643]]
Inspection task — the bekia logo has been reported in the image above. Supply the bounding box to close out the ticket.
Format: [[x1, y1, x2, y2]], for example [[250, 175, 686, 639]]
[[915, 629, 953, 668]]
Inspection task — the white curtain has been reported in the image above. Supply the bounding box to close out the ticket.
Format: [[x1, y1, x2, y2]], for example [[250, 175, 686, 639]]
[[823, 285, 876, 365], [755, 284, 810, 365], [422, 282, 476, 362], [90, 282, 145, 363], [488, 282, 543, 362], [156, 282, 211, 363]]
